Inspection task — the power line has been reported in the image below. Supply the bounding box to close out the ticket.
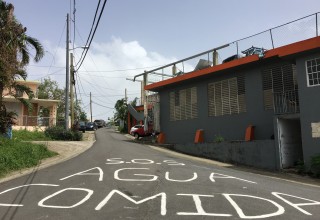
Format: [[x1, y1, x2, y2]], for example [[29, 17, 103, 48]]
[[80, 76, 122, 91], [79, 92, 140, 97], [75, 0, 108, 71], [44, 20, 67, 78], [34, 69, 65, 80], [75, 73, 84, 107], [28, 64, 163, 73], [76, 0, 101, 65], [92, 101, 114, 109]]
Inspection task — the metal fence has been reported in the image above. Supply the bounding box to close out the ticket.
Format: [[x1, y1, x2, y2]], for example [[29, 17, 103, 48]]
[[15, 116, 57, 127], [273, 90, 300, 115], [135, 12, 320, 85]]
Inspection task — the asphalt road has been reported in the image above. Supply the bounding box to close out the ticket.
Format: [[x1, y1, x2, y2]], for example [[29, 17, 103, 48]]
[[0, 128, 320, 220]]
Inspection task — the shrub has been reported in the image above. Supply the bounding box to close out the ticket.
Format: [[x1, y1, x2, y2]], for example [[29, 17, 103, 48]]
[[118, 126, 127, 133], [45, 126, 83, 141], [294, 160, 306, 174], [310, 154, 320, 178], [214, 134, 224, 143]]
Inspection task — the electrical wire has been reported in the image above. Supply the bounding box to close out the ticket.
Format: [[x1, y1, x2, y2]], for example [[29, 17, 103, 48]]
[[35, 68, 65, 80], [75, 73, 84, 105], [44, 20, 66, 78], [92, 101, 114, 109], [75, 0, 102, 68], [80, 76, 122, 91], [75, 0, 108, 71]]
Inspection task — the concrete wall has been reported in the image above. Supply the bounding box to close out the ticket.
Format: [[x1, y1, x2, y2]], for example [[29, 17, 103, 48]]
[[170, 140, 277, 170], [159, 66, 275, 144], [296, 52, 320, 166], [155, 51, 320, 169]]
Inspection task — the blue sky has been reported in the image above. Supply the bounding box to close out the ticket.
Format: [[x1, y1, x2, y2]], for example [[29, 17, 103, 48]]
[[6, 0, 320, 120]]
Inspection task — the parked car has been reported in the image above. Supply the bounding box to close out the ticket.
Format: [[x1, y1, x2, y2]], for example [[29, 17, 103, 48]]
[[78, 121, 86, 133], [130, 125, 151, 139], [86, 122, 98, 131], [94, 119, 106, 128]]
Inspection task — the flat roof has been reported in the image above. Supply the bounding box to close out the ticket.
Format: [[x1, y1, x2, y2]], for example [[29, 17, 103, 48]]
[[145, 36, 320, 92]]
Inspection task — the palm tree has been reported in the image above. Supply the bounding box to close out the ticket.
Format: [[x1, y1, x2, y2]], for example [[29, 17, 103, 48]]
[[0, 1, 44, 134]]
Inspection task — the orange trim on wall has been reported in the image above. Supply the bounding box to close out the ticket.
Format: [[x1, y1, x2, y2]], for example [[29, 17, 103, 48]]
[[157, 132, 166, 144], [194, 129, 204, 144], [145, 36, 320, 91], [145, 55, 259, 91], [245, 125, 255, 141], [265, 36, 320, 58]]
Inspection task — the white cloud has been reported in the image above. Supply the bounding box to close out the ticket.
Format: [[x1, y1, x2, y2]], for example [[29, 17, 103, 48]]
[[26, 37, 178, 121]]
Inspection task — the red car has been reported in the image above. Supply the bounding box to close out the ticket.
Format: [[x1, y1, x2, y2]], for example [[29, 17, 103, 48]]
[[130, 125, 150, 139]]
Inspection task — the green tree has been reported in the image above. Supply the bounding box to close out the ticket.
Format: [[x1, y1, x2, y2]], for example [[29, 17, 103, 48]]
[[114, 98, 138, 132], [79, 111, 88, 122], [37, 78, 65, 120], [0, 1, 44, 134], [37, 77, 87, 122], [114, 98, 127, 122]]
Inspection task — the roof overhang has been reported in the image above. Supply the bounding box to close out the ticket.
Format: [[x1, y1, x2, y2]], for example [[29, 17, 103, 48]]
[[145, 36, 320, 92], [3, 97, 60, 104], [15, 80, 40, 85]]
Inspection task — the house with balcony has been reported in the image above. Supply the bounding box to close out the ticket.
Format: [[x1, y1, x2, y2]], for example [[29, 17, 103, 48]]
[[144, 36, 320, 170], [2, 80, 60, 130]]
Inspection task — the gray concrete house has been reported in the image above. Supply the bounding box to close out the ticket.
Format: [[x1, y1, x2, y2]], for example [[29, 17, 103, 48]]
[[145, 36, 320, 170]]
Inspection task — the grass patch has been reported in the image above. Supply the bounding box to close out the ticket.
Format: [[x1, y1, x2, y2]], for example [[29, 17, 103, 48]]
[[0, 138, 57, 178], [13, 129, 52, 141]]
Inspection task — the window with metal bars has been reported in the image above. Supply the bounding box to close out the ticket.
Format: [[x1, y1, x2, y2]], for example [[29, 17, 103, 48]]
[[169, 87, 197, 121], [262, 63, 298, 111], [306, 57, 320, 87], [208, 75, 246, 117]]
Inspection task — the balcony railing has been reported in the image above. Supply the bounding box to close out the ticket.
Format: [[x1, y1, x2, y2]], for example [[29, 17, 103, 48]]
[[273, 90, 300, 115], [134, 12, 320, 85], [15, 116, 57, 127]]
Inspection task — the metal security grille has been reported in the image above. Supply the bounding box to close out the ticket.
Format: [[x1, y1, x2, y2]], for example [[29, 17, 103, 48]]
[[169, 87, 197, 121], [306, 57, 320, 86], [262, 63, 298, 112], [208, 75, 246, 117]]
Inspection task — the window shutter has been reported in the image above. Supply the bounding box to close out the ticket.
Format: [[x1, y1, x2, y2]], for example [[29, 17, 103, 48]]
[[208, 76, 246, 117], [262, 63, 297, 110], [169, 87, 198, 121]]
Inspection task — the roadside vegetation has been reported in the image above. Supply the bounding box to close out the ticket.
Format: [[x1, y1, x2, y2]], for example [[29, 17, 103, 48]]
[[310, 155, 320, 178], [44, 126, 83, 141], [1, 128, 83, 178], [13, 129, 51, 141], [0, 137, 57, 178], [293, 155, 320, 178], [13, 127, 83, 141]]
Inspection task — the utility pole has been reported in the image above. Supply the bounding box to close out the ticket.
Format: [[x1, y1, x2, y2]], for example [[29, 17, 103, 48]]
[[70, 52, 75, 127], [65, 13, 70, 130], [143, 72, 148, 132], [125, 88, 127, 103], [90, 92, 93, 122]]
